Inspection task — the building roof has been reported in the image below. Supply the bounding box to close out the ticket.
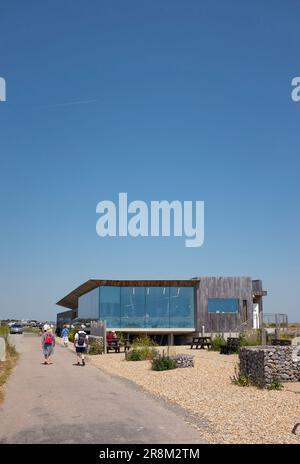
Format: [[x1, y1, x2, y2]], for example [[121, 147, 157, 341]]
[[56, 279, 198, 310]]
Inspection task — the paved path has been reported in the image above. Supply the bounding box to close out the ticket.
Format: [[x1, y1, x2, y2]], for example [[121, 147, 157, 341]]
[[0, 335, 205, 444]]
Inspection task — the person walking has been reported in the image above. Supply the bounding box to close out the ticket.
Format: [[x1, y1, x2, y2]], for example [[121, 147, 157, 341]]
[[74, 325, 89, 366], [43, 322, 50, 332], [41, 327, 55, 365], [61, 325, 69, 347]]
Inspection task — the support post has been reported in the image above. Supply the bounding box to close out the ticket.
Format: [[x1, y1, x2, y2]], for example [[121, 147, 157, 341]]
[[168, 333, 174, 346]]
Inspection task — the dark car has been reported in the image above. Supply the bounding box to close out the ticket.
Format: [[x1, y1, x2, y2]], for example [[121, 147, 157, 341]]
[[10, 324, 23, 334]]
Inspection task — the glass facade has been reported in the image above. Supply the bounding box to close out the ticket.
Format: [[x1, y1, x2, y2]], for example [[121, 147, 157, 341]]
[[99, 286, 195, 328], [208, 298, 239, 313], [78, 287, 100, 319], [100, 285, 120, 327]]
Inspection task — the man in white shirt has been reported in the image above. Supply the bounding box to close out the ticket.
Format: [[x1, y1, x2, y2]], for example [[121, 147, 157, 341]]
[[74, 325, 89, 366]]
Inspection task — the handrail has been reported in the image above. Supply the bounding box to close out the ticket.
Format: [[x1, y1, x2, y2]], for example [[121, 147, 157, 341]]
[[232, 317, 253, 335]]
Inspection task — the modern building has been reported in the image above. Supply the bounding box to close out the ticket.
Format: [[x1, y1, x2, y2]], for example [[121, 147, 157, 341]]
[[56, 277, 267, 341]]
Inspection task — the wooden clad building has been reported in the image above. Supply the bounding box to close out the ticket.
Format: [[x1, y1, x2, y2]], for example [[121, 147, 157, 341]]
[[56, 277, 267, 336]]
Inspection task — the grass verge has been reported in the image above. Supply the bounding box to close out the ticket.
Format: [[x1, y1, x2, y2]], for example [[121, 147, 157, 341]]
[[0, 341, 19, 402]]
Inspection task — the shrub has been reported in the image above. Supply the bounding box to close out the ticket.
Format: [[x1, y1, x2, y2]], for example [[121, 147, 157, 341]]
[[267, 379, 283, 390], [239, 333, 261, 346], [131, 335, 157, 349], [0, 325, 8, 339], [88, 338, 104, 355], [230, 364, 250, 387], [151, 352, 177, 371], [126, 335, 158, 361], [127, 349, 144, 361], [210, 335, 226, 351], [127, 346, 158, 361], [68, 328, 76, 343]]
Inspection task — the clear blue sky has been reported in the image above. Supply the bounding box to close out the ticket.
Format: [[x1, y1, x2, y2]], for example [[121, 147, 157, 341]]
[[0, 1, 299, 321]]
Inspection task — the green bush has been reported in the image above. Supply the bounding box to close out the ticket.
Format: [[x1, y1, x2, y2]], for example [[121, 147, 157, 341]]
[[68, 328, 76, 343], [267, 379, 283, 390], [239, 333, 260, 346], [230, 365, 250, 386], [127, 349, 144, 361], [0, 325, 8, 339], [88, 338, 104, 355], [151, 353, 177, 371], [131, 335, 157, 349], [127, 346, 158, 361], [210, 335, 226, 351]]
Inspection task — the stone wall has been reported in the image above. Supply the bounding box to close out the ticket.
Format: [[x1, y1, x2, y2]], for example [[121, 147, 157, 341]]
[[172, 354, 194, 368], [239, 346, 300, 388]]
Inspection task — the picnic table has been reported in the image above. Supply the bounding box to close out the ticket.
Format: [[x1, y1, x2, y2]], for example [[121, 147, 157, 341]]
[[106, 338, 131, 353], [106, 339, 120, 353], [271, 339, 291, 346], [190, 336, 211, 349]]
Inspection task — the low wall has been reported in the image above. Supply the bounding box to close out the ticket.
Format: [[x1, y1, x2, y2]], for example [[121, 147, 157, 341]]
[[0, 337, 5, 362], [172, 354, 194, 368], [239, 346, 300, 388]]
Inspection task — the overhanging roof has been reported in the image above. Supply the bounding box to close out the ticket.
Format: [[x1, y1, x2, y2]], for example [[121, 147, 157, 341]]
[[56, 279, 198, 310]]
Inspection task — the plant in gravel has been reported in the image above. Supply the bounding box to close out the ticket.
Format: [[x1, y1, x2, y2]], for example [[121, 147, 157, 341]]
[[239, 332, 261, 346], [127, 346, 158, 361], [131, 335, 157, 349], [126, 335, 158, 361], [127, 349, 144, 361], [88, 338, 104, 355], [210, 335, 226, 351], [267, 379, 283, 391], [230, 364, 250, 387], [151, 352, 177, 371]]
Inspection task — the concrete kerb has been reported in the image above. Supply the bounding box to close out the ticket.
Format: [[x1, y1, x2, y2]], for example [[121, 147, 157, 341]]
[[0, 337, 5, 362]]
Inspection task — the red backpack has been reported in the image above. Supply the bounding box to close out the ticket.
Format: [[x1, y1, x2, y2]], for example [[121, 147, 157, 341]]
[[44, 333, 53, 344]]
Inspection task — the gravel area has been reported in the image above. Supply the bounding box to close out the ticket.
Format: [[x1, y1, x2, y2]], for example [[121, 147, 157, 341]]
[[89, 346, 300, 444]]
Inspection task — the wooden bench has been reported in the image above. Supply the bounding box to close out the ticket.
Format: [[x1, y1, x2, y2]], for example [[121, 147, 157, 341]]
[[190, 336, 211, 350], [220, 337, 240, 355]]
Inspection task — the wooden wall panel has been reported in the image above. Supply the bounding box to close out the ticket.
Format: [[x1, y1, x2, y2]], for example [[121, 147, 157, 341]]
[[196, 277, 253, 333]]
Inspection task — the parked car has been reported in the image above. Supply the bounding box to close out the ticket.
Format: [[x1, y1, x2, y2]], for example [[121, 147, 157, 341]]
[[10, 324, 23, 334]]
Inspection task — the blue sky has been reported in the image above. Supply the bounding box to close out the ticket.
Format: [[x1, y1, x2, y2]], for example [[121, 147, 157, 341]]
[[0, 1, 299, 321]]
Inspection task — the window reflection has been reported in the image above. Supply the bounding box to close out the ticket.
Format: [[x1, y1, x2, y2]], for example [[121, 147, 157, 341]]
[[99, 286, 195, 328]]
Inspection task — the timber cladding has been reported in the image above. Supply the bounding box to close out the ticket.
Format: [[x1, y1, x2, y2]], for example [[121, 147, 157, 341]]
[[196, 277, 253, 332]]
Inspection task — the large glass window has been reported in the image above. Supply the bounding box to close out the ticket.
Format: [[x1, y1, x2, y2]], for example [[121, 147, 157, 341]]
[[121, 287, 145, 328], [170, 287, 195, 327], [145, 287, 170, 328], [78, 287, 99, 319], [208, 298, 239, 313], [100, 286, 121, 327], [99, 285, 195, 328]]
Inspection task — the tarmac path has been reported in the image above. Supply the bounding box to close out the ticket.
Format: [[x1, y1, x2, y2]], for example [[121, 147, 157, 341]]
[[0, 334, 205, 444]]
